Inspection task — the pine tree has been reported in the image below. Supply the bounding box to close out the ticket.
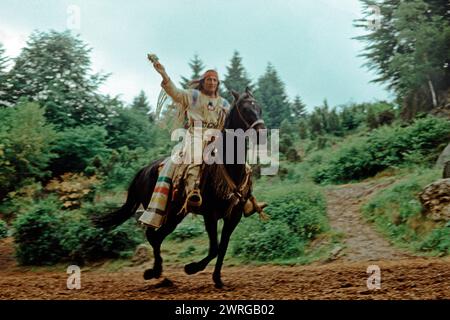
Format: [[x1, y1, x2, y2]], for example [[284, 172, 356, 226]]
[[340, 107, 358, 131], [308, 111, 323, 138], [131, 90, 151, 115], [0, 43, 7, 76], [355, 0, 450, 117], [222, 51, 253, 102], [5, 30, 110, 128], [180, 54, 205, 89], [0, 43, 10, 107], [254, 63, 291, 128], [327, 108, 342, 136], [290, 95, 307, 119], [392, 0, 449, 112]]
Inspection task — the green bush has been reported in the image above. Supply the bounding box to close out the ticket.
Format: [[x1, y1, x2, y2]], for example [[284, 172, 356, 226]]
[[233, 221, 304, 261], [49, 125, 110, 176], [12, 198, 65, 265], [314, 116, 450, 184], [61, 200, 144, 262], [169, 218, 204, 242], [12, 197, 144, 265], [418, 223, 450, 255], [232, 184, 328, 261], [0, 219, 8, 239], [0, 102, 56, 200]]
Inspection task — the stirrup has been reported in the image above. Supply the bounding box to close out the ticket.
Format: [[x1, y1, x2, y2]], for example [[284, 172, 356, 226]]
[[186, 188, 202, 207], [178, 188, 202, 216]]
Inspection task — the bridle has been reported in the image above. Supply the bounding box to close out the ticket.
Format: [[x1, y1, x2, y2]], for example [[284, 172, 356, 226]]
[[234, 97, 265, 131]]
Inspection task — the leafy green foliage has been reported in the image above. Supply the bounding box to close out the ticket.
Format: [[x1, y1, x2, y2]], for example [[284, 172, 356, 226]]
[[104, 107, 156, 150], [355, 0, 450, 117], [0, 219, 8, 239], [232, 184, 328, 261], [12, 197, 144, 265], [49, 125, 110, 176], [13, 198, 66, 265], [4, 30, 111, 127], [314, 116, 450, 183], [168, 218, 204, 242], [0, 102, 56, 200], [418, 223, 450, 255], [362, 168, 448, 255]]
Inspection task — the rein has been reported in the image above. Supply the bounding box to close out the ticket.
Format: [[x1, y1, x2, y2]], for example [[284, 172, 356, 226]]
[[209, 96, 263, 217], [234, 97, 265, 130]]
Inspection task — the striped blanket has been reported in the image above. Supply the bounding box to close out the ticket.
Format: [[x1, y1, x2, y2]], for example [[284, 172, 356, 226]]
[[138, 157, 176, 228]]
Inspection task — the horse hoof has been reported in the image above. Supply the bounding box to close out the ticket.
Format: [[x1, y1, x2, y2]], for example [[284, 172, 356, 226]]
[[143, 268, 161, 280], [184, 263, 200, 275], [214, 281, 224, 289]]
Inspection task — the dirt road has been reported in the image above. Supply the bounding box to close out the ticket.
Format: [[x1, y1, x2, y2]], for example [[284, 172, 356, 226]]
[[1, 180, 448, 300]]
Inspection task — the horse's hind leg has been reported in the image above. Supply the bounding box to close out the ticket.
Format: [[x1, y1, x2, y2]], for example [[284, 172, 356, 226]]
[[184, 215, 218, 275], [144, 212, 184, 280]]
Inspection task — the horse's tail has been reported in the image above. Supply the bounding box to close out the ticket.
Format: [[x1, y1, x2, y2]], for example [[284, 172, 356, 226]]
[[92, 158, 163, 229]]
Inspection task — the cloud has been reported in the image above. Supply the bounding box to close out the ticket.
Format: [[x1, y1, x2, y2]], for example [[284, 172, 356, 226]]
[[0, 23, 29, 67]]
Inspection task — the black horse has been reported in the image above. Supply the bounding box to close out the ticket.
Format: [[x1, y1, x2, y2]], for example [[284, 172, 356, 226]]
[[95, 88, 266, 288]]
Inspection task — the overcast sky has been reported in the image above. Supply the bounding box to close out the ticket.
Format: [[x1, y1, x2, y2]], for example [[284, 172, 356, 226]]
[[0, 0, 393, 111]]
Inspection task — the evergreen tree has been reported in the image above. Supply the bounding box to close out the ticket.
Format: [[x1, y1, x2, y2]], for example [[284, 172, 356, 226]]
[[222, 51, 253, 102], [308, 110, 323, 137], [392, 0, 449, 113], [366, 107, 378, 129], [131, 90, 151, 116], [0, 43, 10, 107], [180, 54, 205, 89], [290, 95, 307, 119], [298, 119, 308, 139], [340, 107, 358, 131], [5, 30, 110, 128], [355, 0, 450, 117], [105, 105, 157, 150], [327, 108, 342, 136], [254, 63, 291, 128], [0, 102, 56, 199]]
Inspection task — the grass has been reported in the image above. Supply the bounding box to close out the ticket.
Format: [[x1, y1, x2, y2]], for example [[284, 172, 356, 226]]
[[362, 167, 449, 256]]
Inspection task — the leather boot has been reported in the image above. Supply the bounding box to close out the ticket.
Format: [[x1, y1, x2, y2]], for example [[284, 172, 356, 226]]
[[243, 196, 268, 217]]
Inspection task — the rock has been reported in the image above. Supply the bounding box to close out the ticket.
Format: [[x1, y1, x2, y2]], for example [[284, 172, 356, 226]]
[[436, 143, 450, 169], [131, 244, 151, 265], [444, 161, 450, 179], [419, 179, 450, 221]]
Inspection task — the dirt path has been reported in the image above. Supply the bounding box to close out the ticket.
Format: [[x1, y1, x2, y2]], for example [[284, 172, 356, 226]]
[[325, 179, 412, 262], [0, 258, 448, 299], [1, 179, 449, 300]]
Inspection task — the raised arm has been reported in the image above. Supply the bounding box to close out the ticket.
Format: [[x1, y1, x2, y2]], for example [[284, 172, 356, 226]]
[[152, 60, 191, 108]]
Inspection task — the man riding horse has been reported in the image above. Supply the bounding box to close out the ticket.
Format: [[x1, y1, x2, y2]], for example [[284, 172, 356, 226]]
[[138, 58, 267, 228]]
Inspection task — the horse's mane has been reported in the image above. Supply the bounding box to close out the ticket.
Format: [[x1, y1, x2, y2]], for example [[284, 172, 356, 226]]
[[207, 93, 252, 201]]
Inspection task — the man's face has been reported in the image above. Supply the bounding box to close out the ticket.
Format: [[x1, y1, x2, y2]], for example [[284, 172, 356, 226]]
[[203, 76, 218, 95]]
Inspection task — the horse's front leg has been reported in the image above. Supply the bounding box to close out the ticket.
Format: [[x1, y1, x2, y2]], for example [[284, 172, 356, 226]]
[[144, 210, 185, 280], [184, 214, 218, 275], [213, 211, 242, 288]]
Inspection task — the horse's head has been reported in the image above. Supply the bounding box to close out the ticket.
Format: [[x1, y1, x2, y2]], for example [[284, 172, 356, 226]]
[[227, 87, 266, 132]]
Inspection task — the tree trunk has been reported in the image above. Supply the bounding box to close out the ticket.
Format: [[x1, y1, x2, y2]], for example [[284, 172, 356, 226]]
[[428, 78, 438, 108]]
